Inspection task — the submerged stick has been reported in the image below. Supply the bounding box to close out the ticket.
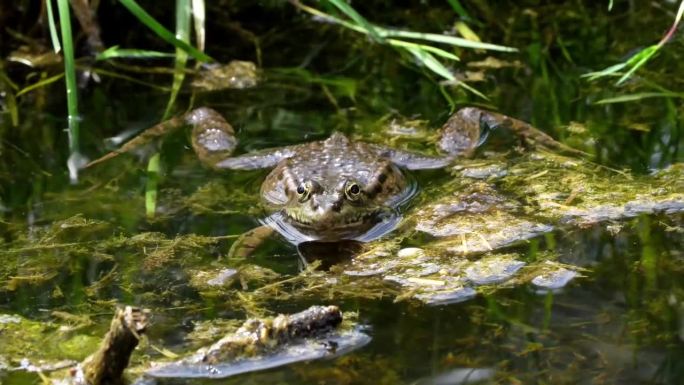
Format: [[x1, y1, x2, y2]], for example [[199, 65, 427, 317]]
[[79, 306, 150, 385], [202, 305, 342, 364]]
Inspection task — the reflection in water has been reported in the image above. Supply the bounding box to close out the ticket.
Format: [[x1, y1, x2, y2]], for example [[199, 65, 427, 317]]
[[296, 240, 364, 270], [260, 209, 405, 245], [416, 368, 495, 385]]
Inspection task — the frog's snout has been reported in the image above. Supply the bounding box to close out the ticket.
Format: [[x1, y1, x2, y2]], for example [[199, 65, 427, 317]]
[[309, 194, 343, 219]]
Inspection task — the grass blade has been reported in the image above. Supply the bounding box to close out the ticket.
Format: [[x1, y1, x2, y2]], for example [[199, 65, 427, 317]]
[[325, 0, 383, 42], [163, 0, 190, 120], [0, 63, 19, 126], [454, 21, 480, 42], [581, 62, 627, 81], [57, 0, 84, 183], [290, 2, 516, 52], [191, 0, 206, 51], [587, 0, 684, 85], [446, 0, 471, 20], [406, 46, 487, 99], [383, 30, 516, 52], [615, 47, 659, 85], [594, 92, 684, 104], [16, 72, 65, 96], [45, 0, 62, 53], [119, 0, 213, 63], [96, 46, 175, 60], [407, 46, 455, 81], [388, 39, 460, 61], [146, 0, 192, 218]]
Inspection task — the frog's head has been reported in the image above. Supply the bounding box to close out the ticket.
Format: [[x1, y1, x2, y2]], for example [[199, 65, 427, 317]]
[[260, 158, 410, 240]]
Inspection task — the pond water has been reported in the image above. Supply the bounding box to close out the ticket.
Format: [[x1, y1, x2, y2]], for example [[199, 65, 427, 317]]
[[1, 1, 683, 384]]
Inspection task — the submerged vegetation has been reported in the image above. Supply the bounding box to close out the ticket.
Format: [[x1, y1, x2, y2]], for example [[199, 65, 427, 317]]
[[0, 1, 683, 384]]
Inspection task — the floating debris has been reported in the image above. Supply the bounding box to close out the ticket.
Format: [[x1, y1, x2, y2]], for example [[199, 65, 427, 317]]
[[0, 314, 22, 324], [464, 257, 526, 285], [416, 367, 495, 384], [397, 247, 425, 258], [145, 306, 370, 379], [531, 265, 579, 291], [414, 286, 478, 306], [192, 60, 259, 90], [459, 164, 508, 179]]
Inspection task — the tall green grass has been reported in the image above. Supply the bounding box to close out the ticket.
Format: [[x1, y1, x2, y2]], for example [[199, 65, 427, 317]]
[[55, 0, 82, 183], [145, 0, 195, 218], [118, 0, 212, 63]]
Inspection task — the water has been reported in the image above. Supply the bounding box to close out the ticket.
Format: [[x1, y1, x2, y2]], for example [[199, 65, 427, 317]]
[[1, 1, 683, 384]]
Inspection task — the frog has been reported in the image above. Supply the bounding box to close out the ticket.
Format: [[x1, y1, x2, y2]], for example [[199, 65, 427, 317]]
[[189, 107, 582, 254], [88, 106, 576, 256]]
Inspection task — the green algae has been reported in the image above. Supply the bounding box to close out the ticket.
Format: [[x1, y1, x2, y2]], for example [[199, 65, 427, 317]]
[[1, 154, 681, 314], [0, 313, 101, 365]]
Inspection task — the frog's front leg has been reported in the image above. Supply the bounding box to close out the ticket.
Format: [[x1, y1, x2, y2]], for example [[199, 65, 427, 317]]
[[226, 225, 275, 259], [86, 107, 236, 168], [88, 107, 296, 170], [188, 108, 303, 170]]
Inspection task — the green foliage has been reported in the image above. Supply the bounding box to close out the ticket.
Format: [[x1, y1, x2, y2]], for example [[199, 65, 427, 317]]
[[95, 46, 175, 60], [118, 0, 213, 63], [44, 0, 61, 53], [585, 0, 684, 86], [292, 1, 517, 97], [56, 0, 82, 183]]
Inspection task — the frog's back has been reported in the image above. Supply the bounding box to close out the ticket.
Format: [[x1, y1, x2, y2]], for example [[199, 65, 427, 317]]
[[285, 132, 392, 186]]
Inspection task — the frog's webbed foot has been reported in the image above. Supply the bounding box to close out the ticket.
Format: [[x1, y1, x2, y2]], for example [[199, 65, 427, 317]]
[[188, 107, 298, 170], [437, 107, 489, 157], [227, 225, 275, 259], [186, 107, 238, 168], [439, 107, 586, 156]]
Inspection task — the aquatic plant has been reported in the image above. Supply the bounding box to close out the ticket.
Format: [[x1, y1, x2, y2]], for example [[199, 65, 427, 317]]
[[584, 0, 684, 103], [290, 0, 517, 99]]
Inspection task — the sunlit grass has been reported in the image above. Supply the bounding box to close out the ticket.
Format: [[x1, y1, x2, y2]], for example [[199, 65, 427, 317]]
[[145, 0, 195, 218], [290, 0, 517, 98], [95, 46, 175, 60], [45, 0, 61, 53], [584, 0, 684, 86], [118, 0, 213, 63], [55, 0, 83, 183]]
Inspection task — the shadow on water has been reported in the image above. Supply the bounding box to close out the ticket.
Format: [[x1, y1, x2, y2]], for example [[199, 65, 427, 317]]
[[1, 1, 683, 384]]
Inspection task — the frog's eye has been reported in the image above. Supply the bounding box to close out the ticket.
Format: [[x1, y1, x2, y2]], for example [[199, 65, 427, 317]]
[[344, 181, 362, 200], [296, 181, 313, 201]]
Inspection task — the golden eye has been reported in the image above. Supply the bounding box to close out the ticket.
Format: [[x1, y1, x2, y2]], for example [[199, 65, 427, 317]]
[[296, 181, 313, 201], [345, 181, 361, 200]]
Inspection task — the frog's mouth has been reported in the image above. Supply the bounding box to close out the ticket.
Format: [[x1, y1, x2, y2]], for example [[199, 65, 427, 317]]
[[284, 209, 381, 230], [261, 207, 399, 244]]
